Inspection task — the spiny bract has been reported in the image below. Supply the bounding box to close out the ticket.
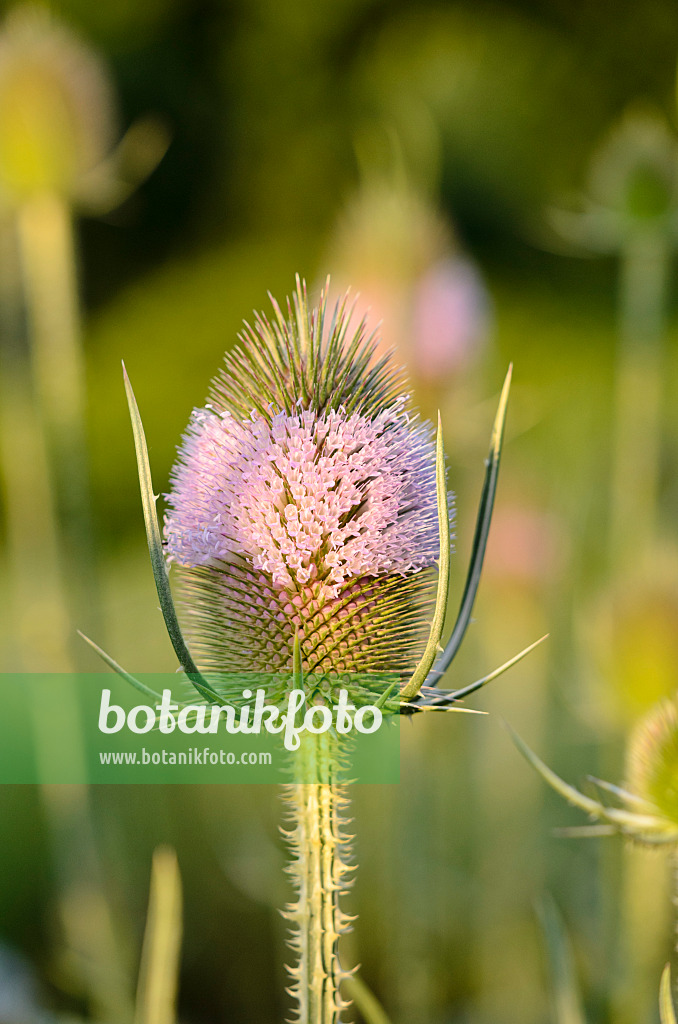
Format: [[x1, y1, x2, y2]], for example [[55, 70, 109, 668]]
[[164, 279, 448, 680]]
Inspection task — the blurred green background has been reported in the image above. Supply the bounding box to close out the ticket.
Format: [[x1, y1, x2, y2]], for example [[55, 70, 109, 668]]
[[1, 0, 678, 1022]]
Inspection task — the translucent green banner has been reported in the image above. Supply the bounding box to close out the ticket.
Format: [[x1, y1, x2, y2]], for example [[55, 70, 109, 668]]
[[0, 674, 400, 784]]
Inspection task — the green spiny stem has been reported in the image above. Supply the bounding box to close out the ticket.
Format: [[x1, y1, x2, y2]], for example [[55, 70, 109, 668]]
[[283, 730, 354, 1024]]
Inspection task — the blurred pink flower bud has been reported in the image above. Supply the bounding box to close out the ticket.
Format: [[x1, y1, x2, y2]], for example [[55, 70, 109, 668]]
[[411, 257, 490, 382]]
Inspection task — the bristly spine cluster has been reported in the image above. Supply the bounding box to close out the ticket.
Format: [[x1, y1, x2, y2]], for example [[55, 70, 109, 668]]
[[212, 279, 407, 420]]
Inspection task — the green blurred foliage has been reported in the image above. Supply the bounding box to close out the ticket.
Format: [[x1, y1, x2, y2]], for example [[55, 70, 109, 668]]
[[1, 0, 678, 1022]]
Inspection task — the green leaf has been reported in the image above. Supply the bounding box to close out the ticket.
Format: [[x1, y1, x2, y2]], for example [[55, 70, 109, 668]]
[[134, 847, 183, 1024], [538, 895, 587, 1024], [402, 702, 487, 716], [123, 365, 226, 707], [400, 412, 450, 702], [427, 365, 512, 686], [584, 776, 657, 813], [660, 965, 677, 1024], [342, 973, 393, 1024], [374, 679, 398, 710]]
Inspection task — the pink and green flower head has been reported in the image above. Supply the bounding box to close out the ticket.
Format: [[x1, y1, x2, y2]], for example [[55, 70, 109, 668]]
[[86, 277, 511, 716], [163, 280, 446, 681]]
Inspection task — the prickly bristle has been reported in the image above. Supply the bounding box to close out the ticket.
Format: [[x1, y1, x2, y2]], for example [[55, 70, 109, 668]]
[[212, 279, 408, 420], [176, 562, 435, 677]]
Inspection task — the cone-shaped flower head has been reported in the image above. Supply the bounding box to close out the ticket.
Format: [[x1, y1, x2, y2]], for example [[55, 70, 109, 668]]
[[164, 281, 445, 679]]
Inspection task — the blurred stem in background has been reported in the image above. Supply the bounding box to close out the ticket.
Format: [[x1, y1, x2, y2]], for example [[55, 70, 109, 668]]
[[549, 108, 678, 1023], [16, 190, 96, 636], [612, 231, 670, 565], [0, 216, 71, 669], [0, 8, 166, 1018], [550, 107, 678, 570], [538, 895, 587, 1024], [0, 4, 113, 667]]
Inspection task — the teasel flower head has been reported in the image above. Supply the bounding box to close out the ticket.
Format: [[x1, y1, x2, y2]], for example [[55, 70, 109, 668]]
[[83, 277, 518, 718], [164, 279, 445, 684], [0, 5, 116, 206]]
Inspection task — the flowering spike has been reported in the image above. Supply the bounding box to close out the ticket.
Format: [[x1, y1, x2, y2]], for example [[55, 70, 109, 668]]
[[427, 364, 512, 685]]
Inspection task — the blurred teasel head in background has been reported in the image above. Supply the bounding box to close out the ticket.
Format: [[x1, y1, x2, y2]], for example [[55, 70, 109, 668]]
[[587, 108, 678, 233], [627, 695, 678, 833], [325, 178, 490, 386], [0, 4, 168, 215], [549, 106, 678, 253], [584, 560, 678, 729], [0, 4, 116, 207]]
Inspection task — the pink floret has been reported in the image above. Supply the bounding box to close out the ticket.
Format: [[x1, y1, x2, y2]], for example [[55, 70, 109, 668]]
[[164, 401, 441, 597]]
